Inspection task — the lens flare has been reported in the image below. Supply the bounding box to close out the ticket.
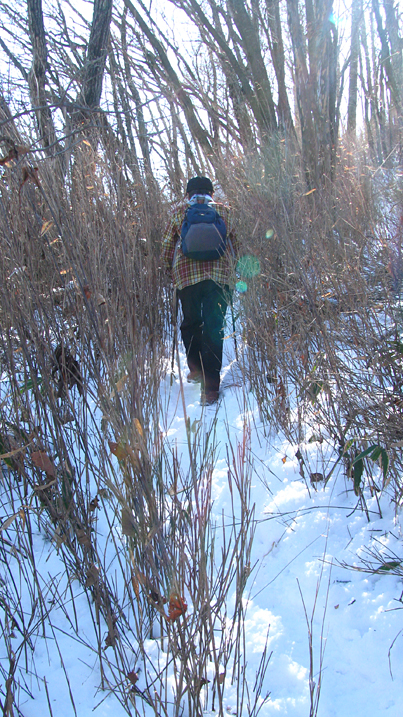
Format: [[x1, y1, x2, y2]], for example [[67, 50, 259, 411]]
[[236, 280, 248, 293], [236, 255, 261, 279]]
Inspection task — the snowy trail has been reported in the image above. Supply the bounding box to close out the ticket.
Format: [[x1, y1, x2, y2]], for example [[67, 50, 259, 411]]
[[2, 343, 403, 717], [160, 344, 403, 717]]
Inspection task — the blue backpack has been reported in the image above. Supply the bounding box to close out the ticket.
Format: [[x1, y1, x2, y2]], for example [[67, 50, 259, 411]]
[[181, 204, 227, 261]]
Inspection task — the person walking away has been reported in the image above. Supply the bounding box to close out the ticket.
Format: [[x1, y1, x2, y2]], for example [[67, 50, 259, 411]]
[[161, 176, 237, 405]]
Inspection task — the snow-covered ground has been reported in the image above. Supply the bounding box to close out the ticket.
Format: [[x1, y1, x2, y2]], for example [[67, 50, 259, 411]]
[[1, 340, 403, 716]]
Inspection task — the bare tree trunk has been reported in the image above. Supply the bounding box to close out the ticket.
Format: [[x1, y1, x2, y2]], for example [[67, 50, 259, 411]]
[[227, 0, 278, 134], [347, 0, 363, 133], [124, 0, 213, 159], [287, 0, 338, 187], [27, 0, 57, 151], [372, 0, 403, 121], [176, 0, 270, 141], [80, 0, 113, 112], [265, 0, 295, 132], [121, 9, 153, 175]]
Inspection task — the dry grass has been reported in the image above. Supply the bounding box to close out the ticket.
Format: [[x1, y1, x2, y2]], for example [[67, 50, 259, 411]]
[[0, 128, 402, 714], [219, 136, 403, 503], [0, 135, 270, 715]]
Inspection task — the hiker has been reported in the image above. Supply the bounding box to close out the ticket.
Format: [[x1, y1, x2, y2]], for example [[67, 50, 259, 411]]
[[161, 176, 237, 405]]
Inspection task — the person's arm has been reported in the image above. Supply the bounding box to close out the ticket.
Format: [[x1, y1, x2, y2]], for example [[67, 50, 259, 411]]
[[161, 203, 187, 272]]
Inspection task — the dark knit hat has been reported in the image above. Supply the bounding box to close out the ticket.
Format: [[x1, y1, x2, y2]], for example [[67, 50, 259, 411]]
[[186, 176, 214, 196]]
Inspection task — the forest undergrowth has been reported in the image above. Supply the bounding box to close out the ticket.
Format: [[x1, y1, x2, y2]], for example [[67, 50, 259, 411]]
[[0, 132, 403, 716]]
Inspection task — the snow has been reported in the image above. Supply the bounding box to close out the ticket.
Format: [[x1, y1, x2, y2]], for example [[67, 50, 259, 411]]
[[1, 338, 403, 716]]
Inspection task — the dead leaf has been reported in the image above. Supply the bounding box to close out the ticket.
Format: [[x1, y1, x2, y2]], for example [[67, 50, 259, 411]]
[[282, 456, 287, 464], [85, 563, 99, 587], [116, 375, 128, 393], [19, 165, 40, 191], [167, 594, 187, 621], [131, 574, 140, 599], [83, 284, 91, 300], [126, 670, 139, 685], [1, 512, 21, 532], [122, 507, 137, 537], [0, 144, 29, 166], [310, 472, 324, 483], [104, 630, 115, 649], [31, 451, 56, 477], [0, 148, 17, 166], [89, 496, 99, 511], [18, 508, 26, 530], [109, 440, 129, 461], [33, 477, 57, 491], [76, 529, 91, 548], [218, 672, 225, 684], [134, 418, 144, 437], [0, 443, 30, 460], [51, 528, 67, 549]]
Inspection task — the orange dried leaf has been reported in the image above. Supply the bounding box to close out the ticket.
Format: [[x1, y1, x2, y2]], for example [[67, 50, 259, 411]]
[[18, 508, 26, 530], [31, 451, 56, 477], [131, 574, 140, 599], [167, 594, 187, 621], [282, 456, 287, 464], [134, 418, 144, 437], [116, 375, 128, 393], [109, 440, 129, 461]]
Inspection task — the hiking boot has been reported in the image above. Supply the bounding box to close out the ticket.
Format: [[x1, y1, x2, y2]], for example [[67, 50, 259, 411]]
[[187, 369, 203, 384], [201, 388, 220, 405]]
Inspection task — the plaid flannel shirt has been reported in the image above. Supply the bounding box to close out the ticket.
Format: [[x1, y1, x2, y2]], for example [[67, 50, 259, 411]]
[[161, 201, 237, 291]]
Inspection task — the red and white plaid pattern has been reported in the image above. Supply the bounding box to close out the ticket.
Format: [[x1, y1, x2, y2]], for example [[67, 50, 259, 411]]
[[161, 201, 237, 290]]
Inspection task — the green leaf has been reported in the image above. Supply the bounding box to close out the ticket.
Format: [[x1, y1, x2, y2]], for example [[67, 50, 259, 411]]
[[352, 444, 379, 463], [19, 377, 42, 394], [353, 459, 363, 496], [369, 446, 382, 462], [381, 449, 389, 480], [307, 381, 324, 402], [343, 439, 355, 454], [377, 561, 401, 572]]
